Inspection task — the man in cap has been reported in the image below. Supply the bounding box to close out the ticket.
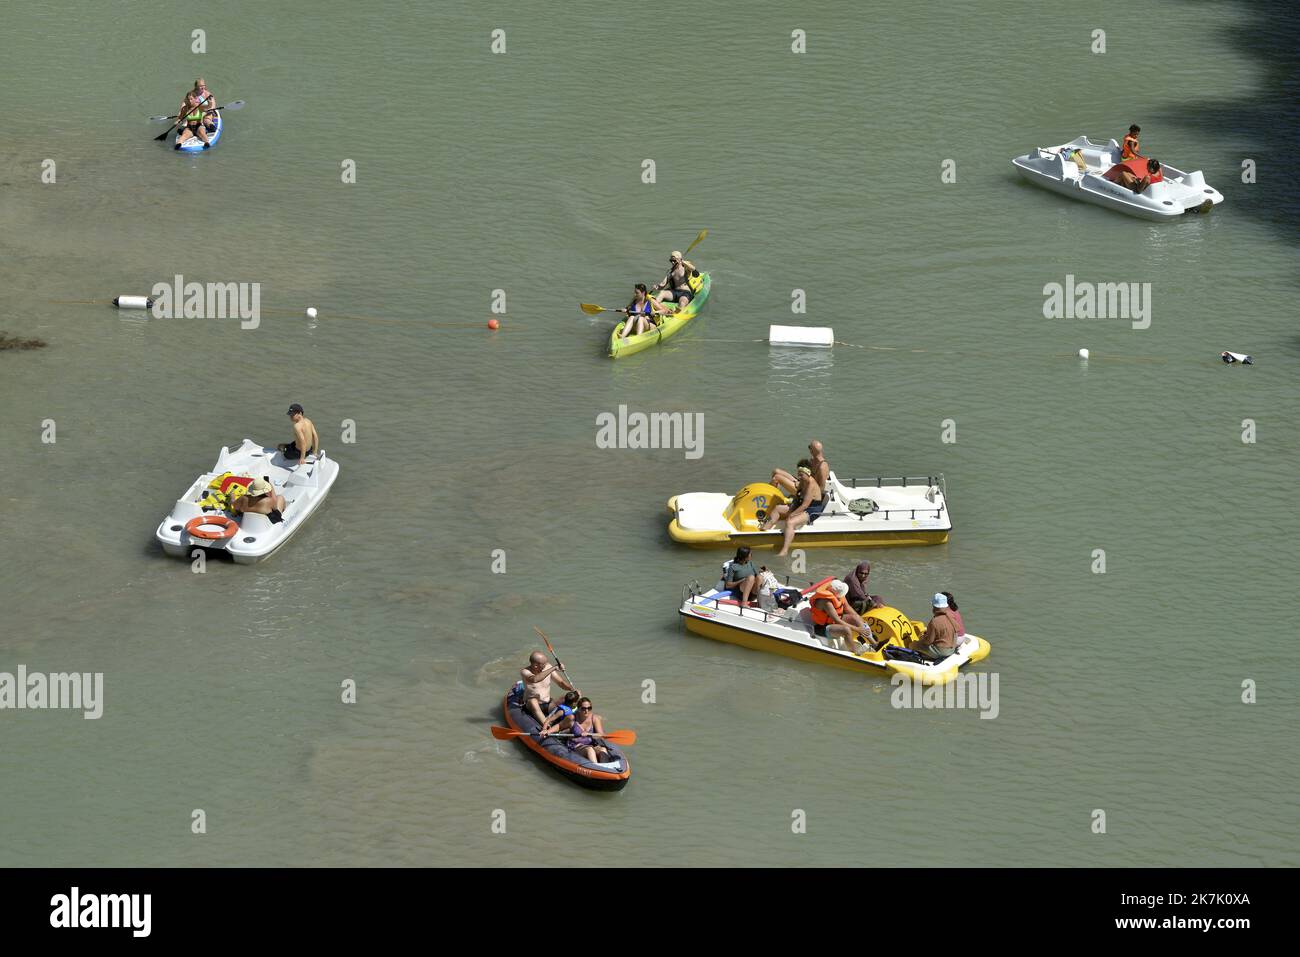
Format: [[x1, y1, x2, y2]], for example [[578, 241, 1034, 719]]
[[278, 403, 320, 465], [650, 250, 698, 306], [913, 593, 960, 660]]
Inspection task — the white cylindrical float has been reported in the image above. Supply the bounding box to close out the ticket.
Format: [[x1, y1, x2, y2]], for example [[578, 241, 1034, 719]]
[[113, 295, 155, 309], [769, 324, 835, 348]]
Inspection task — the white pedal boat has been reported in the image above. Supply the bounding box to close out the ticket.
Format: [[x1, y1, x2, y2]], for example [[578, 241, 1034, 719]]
[[679, 576, 990, 686], [1012, 135, 1223, 221], [155, 438, 338, 563], [667, 473, 950, 548]]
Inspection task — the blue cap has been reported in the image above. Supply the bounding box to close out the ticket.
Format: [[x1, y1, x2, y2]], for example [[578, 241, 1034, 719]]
[[932, 593, 949, 608]]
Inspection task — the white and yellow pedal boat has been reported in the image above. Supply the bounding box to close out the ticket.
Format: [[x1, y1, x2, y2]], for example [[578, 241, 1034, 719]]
[[667, 473, 950, 548], [679, 576, 989, 686]]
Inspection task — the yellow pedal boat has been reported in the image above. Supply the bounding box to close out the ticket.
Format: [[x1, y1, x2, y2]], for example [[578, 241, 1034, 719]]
[[679, 576, 989, 686], [667, 473, 951, 548]]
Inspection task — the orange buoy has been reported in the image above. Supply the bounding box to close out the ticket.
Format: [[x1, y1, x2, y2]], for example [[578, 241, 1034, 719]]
[[488, 318, 500, 330], [185, 515, 239, 541]]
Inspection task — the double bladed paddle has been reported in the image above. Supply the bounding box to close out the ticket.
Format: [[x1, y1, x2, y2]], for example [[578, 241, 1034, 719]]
[[490, 726, 637, 745], [151, 99, 245, 141], [579, 228, 707, 315]]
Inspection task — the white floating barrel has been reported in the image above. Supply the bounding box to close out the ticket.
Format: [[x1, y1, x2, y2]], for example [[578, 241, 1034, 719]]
[[113, 295, 155, 309], [769, 324, 834, 348]]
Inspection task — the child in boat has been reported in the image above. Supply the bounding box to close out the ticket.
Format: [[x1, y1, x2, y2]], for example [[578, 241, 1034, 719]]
[[1121, 125, 1141, 159], [537, 691, 581, 735]]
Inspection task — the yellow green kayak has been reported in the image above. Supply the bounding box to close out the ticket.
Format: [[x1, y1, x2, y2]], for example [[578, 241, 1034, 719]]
[[608, 272, 711, 359]]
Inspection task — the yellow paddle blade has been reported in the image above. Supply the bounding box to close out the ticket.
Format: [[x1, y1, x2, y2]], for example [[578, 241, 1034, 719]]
[[580, 303, 607, 315], [685, 228, 707, 254]]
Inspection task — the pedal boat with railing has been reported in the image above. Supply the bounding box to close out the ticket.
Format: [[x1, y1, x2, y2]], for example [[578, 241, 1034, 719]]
[[667, 473, 951, 548]]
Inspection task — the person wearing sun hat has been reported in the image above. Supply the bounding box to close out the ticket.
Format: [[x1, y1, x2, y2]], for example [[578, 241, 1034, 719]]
[[913, 592, 960, 660], [232, 476, 286, 521]]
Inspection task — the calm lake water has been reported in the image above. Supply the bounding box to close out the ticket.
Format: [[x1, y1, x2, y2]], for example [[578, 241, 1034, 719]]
[[1, 0, 1297, 866]]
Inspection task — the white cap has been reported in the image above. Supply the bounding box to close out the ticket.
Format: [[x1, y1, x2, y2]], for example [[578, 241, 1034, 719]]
[[932, 593, 949, 608], [830, 580, 849, 597]]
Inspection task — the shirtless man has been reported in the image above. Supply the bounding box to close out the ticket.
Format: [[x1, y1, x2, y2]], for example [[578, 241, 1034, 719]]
[[520, 651, 578, 726], [772, 440, 830, 496], [232, 477, 286, 522], [761, 462, 826, 557], [650, 250, 698, 305], [278, 403, 320, 465]]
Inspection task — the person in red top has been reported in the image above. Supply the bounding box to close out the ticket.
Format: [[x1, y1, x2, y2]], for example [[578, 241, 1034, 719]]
[[809, 580, 874, 654], [941, 591, 965, 636], [1103, 157, 1162, 194]]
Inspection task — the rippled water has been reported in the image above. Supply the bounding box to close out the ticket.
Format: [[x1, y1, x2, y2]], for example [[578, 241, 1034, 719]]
[[1, 0, 1297, 866]]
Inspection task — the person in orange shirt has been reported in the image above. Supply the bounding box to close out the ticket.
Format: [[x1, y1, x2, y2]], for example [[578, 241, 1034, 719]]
[[1121, 124, 1141, 160], [809, 580, 874, 654]]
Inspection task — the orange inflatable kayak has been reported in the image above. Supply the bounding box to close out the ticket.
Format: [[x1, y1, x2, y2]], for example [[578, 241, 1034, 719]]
[[501, 690, 631, 791]]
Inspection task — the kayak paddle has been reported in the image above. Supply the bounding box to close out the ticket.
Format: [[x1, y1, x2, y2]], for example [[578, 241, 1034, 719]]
[[533, 626, 578, 692], [153, 100, 245, 141], [684, 228, 707, 256], [491, 726, 637, 745], [580, 303, 616, 315]]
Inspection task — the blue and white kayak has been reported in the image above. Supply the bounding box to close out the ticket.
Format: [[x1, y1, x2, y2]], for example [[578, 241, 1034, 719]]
[[175, 111, 222, 152]]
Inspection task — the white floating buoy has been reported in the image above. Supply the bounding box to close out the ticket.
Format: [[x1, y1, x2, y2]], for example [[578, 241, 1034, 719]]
[[113, 295, 154, 309], [1078, 348, 1089, 359], [306, 307, 318, 319], [769, 324, 834, 348], [1221, 351, 1253, 365]]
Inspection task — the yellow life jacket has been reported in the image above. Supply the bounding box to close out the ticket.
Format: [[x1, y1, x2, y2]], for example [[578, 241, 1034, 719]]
[[197, 472, 253, 511]]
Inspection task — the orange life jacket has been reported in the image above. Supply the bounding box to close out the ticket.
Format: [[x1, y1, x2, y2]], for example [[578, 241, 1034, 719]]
[[809, 587, 845, 627], [1121, 136, 1140, 160]]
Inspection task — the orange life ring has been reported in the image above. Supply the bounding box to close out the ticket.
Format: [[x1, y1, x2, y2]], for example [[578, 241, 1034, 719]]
[[185, 515, 239, 541]]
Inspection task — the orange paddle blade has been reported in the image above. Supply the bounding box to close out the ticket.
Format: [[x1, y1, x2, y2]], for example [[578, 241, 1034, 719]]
[[600, 729, 636, 746], [490, 725, 523, 740], [533, 626, 556, 654]]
